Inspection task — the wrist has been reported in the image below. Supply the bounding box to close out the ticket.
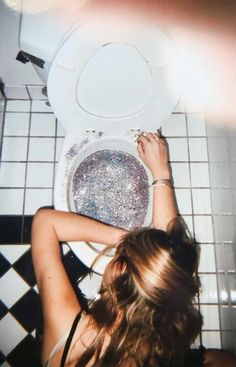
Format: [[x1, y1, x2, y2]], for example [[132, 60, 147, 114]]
[[151, 168, 171, 180]]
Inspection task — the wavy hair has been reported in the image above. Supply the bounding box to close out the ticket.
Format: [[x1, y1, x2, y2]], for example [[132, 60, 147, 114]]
[[76, 219, 202, 367]]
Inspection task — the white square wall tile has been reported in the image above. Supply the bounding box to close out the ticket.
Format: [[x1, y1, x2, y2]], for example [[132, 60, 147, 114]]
[[24, 188, 53, 215], [4, 113, 30, 136], [181, 215, 193, 236], [0, 189, 24, 215], [27, 85, 46, 100], [194, 216, 214, 243], [189, 138, 208, 161], [171, 163, 190, 187], [2, 137, 28, 161], [199, 274, 218, 303], [28, 137, 55, 161], [190, 163, 210, 187], [30, 113, 56, 136], [6, 100, 30, 112], [198, 244, 216, 273], [26, 162, 54, 187], [162, 113, 186, 137], [31, 100, 52, 112], [4, 86, 29, 99], [201, 305, 220, 330], [187, 113, 206, 136], [0, 268, 29, 308], [168, 138, 188, 161], [175, 189, 192, 215], [0, 314, 27, 355], [192, 189, 212, 214], [202, 331, 221, 348], [0, 163, 26, 187]]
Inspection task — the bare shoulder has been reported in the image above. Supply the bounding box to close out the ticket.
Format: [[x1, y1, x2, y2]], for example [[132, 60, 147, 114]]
[[203, 349, 236, 367]]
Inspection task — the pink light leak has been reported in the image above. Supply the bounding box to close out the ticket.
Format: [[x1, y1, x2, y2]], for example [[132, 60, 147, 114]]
[[5, 0, 236, 126]]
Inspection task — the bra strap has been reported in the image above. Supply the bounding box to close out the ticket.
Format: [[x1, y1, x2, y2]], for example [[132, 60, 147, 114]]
[[60, 312, 82, 367]]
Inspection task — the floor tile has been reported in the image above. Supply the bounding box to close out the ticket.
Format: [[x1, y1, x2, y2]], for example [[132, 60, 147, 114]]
[[187, 113, 206, 136], [28, 137, 55, 161], [201, 304, 220, 330], [13, 250, 36, 287], [10, 289, 40, 332], [194, 216, 214, 243], [199, 274, 218, 303], [0, 268, 29, 308], [0, 245, 30, 264], [0, 163, 26, 187], [162, 113, 186, 137], [171, 163, 190, 187], [0, 189, 24, 215], [189, 138, 208, 161], [192, 189, 212, 214], [6, 101, 30, 113], [27, 85, 46, 100], [7, 334, 41, 367], [1, 137, 28, 161], [0, 314, 27, 356], [202, 331, 221, 348], [24, 189, 53, 215], [190, 163, 210, 187], [26, 162, 54, 187], [0, 254, 11, 277], [3, 113, 30, 136], [168, 138, 189, 161], [30, 113, 56, 136], [198, 244, 216, 273], [4, 86, 29, 100], [175, 189, 192, 215], [31, 100, 52, 113]]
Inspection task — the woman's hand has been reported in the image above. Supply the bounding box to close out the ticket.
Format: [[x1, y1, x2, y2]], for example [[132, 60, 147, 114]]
[[137, 132, 171, 179]]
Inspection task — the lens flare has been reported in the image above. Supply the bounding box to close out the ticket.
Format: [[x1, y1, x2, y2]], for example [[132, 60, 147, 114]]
[[4, 0, 89, 14]]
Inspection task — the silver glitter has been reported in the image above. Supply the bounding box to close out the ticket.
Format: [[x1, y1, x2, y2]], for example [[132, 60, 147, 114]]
[[71, 149, 149, 230]]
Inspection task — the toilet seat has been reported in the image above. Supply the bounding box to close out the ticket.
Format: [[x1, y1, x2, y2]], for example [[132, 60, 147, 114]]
[[47, 16, 179, 133]]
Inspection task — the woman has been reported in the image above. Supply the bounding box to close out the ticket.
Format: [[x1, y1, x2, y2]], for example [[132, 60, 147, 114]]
[[32, 133, 236, 367]]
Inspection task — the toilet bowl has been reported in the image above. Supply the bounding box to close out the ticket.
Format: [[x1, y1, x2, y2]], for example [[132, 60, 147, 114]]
[[19, 9, 180, 297]]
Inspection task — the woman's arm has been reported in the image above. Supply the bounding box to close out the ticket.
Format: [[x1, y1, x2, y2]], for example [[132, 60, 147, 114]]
[[31, 209, 127, 362], [137, 132, 178, 230]]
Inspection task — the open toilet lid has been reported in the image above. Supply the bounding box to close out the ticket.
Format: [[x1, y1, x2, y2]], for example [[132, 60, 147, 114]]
[[47, 16, 179, 132]]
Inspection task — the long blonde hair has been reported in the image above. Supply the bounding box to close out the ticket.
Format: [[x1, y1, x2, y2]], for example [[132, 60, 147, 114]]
[[77, 219, 202, 367]]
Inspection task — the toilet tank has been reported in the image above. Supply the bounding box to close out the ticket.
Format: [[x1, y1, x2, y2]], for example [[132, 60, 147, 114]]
[[18, 1, 84, 82]]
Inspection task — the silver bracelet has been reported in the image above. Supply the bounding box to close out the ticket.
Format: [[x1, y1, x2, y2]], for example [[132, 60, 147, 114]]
[[150, 178, 173, 188]]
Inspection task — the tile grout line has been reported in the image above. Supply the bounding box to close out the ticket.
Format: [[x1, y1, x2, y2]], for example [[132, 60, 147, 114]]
[[20, 100, 33, 243], [205, 115, 224, 348], [185, 110, 204, 346]]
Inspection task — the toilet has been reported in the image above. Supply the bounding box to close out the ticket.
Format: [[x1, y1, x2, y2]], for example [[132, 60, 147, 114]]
[[18, 6, 179, 298]]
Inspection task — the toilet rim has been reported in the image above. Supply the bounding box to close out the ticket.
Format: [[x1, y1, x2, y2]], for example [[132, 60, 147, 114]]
[[54, 134, 153, 274]]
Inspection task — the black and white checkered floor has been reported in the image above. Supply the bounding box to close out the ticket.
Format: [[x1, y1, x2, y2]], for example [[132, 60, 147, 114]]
[[0, 245, 88, 367]]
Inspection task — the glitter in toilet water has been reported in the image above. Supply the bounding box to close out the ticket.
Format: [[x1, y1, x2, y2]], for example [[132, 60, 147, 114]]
[[72, 150, 149, 230]]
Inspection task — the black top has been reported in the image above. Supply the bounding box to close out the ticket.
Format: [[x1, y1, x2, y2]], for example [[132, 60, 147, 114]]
[[60, 312, 82, 367]]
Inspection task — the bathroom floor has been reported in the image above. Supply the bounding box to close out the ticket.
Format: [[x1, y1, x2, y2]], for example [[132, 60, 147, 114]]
[[0, 86, 221, 366]]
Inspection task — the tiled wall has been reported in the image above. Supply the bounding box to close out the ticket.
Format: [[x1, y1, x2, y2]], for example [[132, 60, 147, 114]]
[[207, 121, 236, 354], [0, 86, 222, 366], [0, 85, 6, 159]]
